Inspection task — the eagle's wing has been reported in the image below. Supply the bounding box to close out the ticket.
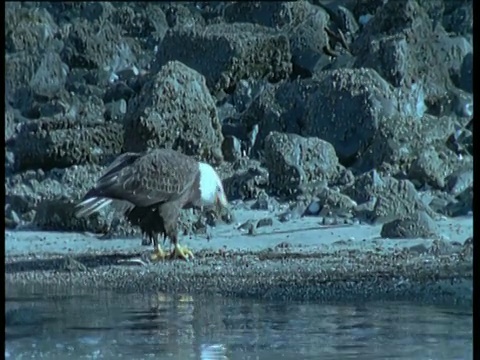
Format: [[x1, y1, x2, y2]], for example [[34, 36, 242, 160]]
[[87, 149, 199, 207]]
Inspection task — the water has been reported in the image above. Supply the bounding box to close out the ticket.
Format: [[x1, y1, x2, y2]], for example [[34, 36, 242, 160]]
[[5, 288, 472, 360]]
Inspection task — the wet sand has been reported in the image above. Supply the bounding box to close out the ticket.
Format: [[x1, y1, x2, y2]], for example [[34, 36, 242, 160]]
[[5, 210, 473, 305]]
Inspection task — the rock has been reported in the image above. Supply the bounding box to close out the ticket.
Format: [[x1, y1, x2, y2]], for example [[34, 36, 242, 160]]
[[445, 168, 473, 196], [5, 5, 59, 53], [451, 90, 474, 119], [257, 217, 274, 228], [446, 125, 473, 156], [5, 204, 21, 230], [251, 190, 279, 212], [222, 135, 243, 162], [224, 1, 341, 76], [439, 36, 473, 93], [156, 22, 292, 94], [123, 61, 223, 163], [5, 108, 17, 144], [111, 4, 169, 44], [5, 53, 40, 111], [287, 7, 330, 76], [443, 1, 473, 35], [361, 115, 457, 174], [345, 170, 436, 224], [353, 0, 459, 99], [444, 186, 473, 217], [13, 119, 123, 172], [33, 197, 108, 233], [30, 52, 69, 98], [61, 16, 140, 76], [380, 211, 439, 239], [104, 99, 127, 122], [242, 68, 428, 166], [263, 132, 340, 197], [303, 188, 356, 217], [407, 147, 449, 189], [459, 52, 473, 93], [6, 164, 104, 224], [230, 79, 268, 114], [41, 2, 114, 23], [224, 1, 314, 28], [220, 159, 269, 201], [162, 3, 206, 30]]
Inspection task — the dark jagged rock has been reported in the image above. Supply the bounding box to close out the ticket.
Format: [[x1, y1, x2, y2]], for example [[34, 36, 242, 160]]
[[242, 68, 426, 167], [359, 115, 458, 174], [345, 170, 436, 224], [443, 1, 473, 35], [156, 22, 292, 94], [263, 131, 341, 197], [224, 1, 331, 75], [13, 119, 123, 172], [5, 5, 59, 53], [352, 0, 469, 102], [220, 159, 269, 201], [303, 188, 357, 217], [33, 197, 109, 233], [123, 61, 223, 163], [61, 15, 142, 78], [4, 1, 473, 238], [6, 165, 104, 223], [408, 147, 451, 189], [29, 52, 69, 98], [111, 4, 168, 42], [381, 211, 439, 239]]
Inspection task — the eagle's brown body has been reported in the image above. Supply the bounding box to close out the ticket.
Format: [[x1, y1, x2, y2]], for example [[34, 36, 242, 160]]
[[75, 149, 213, 258]]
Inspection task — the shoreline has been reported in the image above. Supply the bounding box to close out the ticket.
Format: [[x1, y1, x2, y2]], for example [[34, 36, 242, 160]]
[[5, 214, 473, 306]]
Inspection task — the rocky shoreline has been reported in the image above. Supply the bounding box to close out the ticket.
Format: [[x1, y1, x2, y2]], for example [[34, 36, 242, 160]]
[[5, 1, 472, 304], [5, 213, 473, 305]]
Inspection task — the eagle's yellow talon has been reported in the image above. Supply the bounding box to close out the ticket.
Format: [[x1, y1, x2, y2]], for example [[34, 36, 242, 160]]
[[150, 245, 166, 262], [170, 244, 194, 261]]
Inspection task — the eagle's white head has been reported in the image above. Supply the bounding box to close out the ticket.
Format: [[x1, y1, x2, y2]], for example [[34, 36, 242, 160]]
[[198, 162, 228, 209]]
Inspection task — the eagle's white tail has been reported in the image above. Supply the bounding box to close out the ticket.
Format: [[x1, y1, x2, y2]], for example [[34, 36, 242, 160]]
[[74, 197, 113, 218]]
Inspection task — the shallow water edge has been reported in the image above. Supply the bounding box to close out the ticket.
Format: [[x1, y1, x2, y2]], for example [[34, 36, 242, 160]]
[[5, 216, 473, 307]]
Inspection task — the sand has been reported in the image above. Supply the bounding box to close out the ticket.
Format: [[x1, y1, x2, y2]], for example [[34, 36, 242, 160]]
[[5, 209, 473, 305]]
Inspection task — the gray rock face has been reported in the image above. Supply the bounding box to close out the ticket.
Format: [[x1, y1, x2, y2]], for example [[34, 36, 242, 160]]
[[30, 52, 69, 98], [123, 61, 224, 163], [346, 170, 436, 224], [264, 132, 340, 196], [4, 1, 473, 237], [380, 211, 439, 239], [242, 68, 424, 166], [156, 22, 292, 94], [220, 159, 270, 201], [408, 147, 450, 189], [352, 0, 462, 100], [13, 119, 123, 172], [224, 1, 327, 29]]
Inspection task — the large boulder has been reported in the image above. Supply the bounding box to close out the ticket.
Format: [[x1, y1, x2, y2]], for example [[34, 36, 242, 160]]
[[224, 1, 331, 75], [352, 0, 471, 104], [263, 132, 341, 197], [123, 61, 224, 163], [345, 170, 437, 224], [12, 118, 123, 172], [241, 68, 426, 168], [155, 22, 292, 94]]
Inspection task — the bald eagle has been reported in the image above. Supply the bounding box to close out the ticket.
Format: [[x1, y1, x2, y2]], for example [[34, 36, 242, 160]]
[[74, 149, 228, 261]]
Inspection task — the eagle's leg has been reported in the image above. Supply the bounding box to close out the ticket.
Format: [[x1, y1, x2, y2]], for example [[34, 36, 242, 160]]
[[149, 234, 167, 262], [169, 233, 194, 261]]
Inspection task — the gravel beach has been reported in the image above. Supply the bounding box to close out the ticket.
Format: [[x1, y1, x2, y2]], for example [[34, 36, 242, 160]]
[[6, 211, 473, 305]]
